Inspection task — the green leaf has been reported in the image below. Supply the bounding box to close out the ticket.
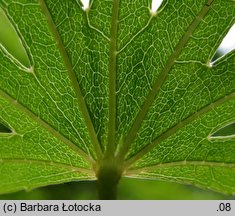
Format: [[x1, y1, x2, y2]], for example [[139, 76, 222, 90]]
[[0, 0, 234, 196]]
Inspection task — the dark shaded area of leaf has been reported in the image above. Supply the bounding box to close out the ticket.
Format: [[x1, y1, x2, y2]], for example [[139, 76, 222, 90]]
[[0, 122, 12, 133], [212, 122, 235, 137]]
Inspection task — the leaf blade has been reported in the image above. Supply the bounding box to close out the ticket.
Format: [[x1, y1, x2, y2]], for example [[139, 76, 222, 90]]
[[38, 0, 103, 159]]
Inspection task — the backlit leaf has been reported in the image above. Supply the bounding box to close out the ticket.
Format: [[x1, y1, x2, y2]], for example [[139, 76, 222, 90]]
[[0, 0, 234, 196]]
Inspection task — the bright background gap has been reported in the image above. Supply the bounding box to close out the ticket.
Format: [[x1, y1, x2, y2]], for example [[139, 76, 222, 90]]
[[81, 0, 90, 10], [218, 24, 235, 54], [151, 0, 164, 14]]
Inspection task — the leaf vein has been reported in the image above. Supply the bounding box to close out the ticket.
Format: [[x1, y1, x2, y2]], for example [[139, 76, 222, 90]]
[[0, 89, 93, 165], [38, 0, 103, 159], [0, 158, 94, 175], [118, 0, 216, 159], [125, 92, 235, 167], [126, 160, 235, 175], [106, 0, 120, 157]]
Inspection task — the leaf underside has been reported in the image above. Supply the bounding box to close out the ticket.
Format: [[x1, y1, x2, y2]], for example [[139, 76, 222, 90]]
[[0, 0, 235, 195]]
